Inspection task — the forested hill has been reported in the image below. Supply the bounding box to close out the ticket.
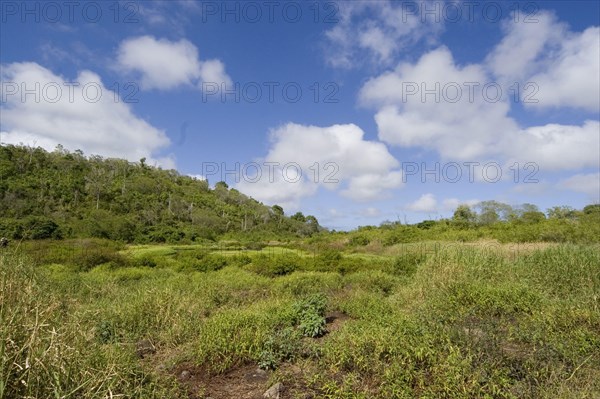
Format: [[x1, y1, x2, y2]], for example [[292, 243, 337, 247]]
[[0, 145, 320, 243]]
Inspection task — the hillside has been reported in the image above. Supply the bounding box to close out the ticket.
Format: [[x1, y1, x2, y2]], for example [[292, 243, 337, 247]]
[[0, 144, 320, 243]]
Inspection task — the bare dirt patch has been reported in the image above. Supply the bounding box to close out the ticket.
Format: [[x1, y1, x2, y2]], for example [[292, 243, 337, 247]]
[[174, 363, 275, 399], [325, 311, 350, 334]]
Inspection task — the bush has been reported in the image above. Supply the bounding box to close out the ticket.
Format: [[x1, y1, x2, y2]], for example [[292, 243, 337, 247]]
[[75, 249, 129, 271], [229, 254, 252, 267], [315, 249, 342, 270], [176, 253, 228, 272], [335, 257, 367, 275], [244, 241, 267, 251], [258, 327, 301, 370], [349, 235, 370, 246], [135, 255, 158, 268], [248, 253, 301, 277], [19, 216, 62, 240], [389, 251, 427, 276], [293, 294, 327, 338]]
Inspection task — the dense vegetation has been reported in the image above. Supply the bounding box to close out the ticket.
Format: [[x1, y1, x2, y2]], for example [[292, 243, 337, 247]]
[[0, 145, 320, 243], [2, 241, 599, 398], [1, 145, 598, 246], [1, 144, 599, 398]]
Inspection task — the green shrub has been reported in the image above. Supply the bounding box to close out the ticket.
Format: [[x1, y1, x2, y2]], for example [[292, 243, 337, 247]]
[[229, 253, 252, 267], [389, 251, 427, 276], [315, 249, 342, 270], [258, 327, 301, 370], [176, 253, 228, 272], [244, 241, 267, 250], [349, 235, 370, 246], [247, 253, 301, 277], [335, 257, 367, 275], [293, 294, 327, 337], [135, 255, 158, 268], [74, 249, 129, 271]]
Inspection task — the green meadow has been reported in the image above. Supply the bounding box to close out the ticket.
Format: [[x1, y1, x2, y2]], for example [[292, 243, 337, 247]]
[[2, 239, 599, 398]]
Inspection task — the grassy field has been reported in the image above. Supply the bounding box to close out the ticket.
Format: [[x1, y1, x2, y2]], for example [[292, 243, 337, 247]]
[[1, 240, 599, 398]]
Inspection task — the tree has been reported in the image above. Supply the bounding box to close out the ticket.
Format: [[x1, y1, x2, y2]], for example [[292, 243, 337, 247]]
[[85, 160, 112, 210], [583, 204, 600, 215], [547, 206, 578, 220], [452, 205, 476, 224], [476, 201, 513, 225], [272, 205, 284, 217], [291, 212, 306, 222]]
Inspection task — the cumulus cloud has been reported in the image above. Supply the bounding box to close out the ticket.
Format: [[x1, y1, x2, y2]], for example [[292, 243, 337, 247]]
[[116, 36, 231, 90], [361, 47, 518, 160], [528, 26, 600, 111], [486, 12, 599, 111], [507, 121, 600, 171], [341, 171, 404, 201], [361, 207, 381, 217], [441, 198, 480, 211], [236, 123, 403, 207], [360, 46, 599, 171], [557, 173, 600, 202], [406, 195, 480, 214], [0, 62, 172, 167], [323, 1, 442, 68], [485, 12, 566, 84], [406, 193, 438, 213]]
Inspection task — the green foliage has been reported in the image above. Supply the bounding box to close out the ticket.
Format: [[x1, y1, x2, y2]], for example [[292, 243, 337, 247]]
[[2, 242, 600, 397], [452, 204, 477, 225], [175, 252, 228, 272], [247, 253, 302, 277], [348, 235, 370, 246], [0, 144, 321, 244], [258, 327, 301, 370], [315, 248, 342, 269], [583, 204, 600, 215], [74, 248, 129, 271], [389, 251, 427, 276], [293, 294, 327, 337]]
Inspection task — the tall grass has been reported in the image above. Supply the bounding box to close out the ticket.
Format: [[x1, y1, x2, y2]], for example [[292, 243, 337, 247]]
[[1, 243, 599, 398]]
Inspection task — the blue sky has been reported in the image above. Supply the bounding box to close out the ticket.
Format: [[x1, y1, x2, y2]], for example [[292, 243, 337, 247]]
[[1, 0, 599, 229]]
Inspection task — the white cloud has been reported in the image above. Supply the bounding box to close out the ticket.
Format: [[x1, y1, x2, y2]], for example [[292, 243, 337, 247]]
[[485, 12, 565, 84], [0, 62, 171, 167], [528, 26, 600, 111], [406, 195, 480, 214], [360, 46, 599, 171], [341, 171, 403, 201], [234, 171, 318, 210], [323, 1, 442, 68], [441, 198, 480, 211], [362, 47, 518, 160], [486, 12, 600, 111], [361, 207, 381, 217], [236, 123, 403, 206], [507, 121, 600, 171], [116, 36, 231, 90], [558, 173, 600, 202], [198, 59, 232, 88], [406, 193, 438, 213], [188, 174, 207, 181]]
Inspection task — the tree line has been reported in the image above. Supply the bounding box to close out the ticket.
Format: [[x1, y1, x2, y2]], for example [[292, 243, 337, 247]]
[[0, 145, 320, 243]]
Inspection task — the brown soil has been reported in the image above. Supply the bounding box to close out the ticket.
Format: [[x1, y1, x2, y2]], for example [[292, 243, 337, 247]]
[[325, 311, 350, 334], [166, 312, 351, 398], [174, 363, 274, 399]]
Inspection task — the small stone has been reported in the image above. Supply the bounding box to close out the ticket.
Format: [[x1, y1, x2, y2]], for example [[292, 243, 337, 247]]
[[263, 382, 284, 398], [244, 367, 268, 382], [135, 339, 156, 359], [179, 370, 191, 380]]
